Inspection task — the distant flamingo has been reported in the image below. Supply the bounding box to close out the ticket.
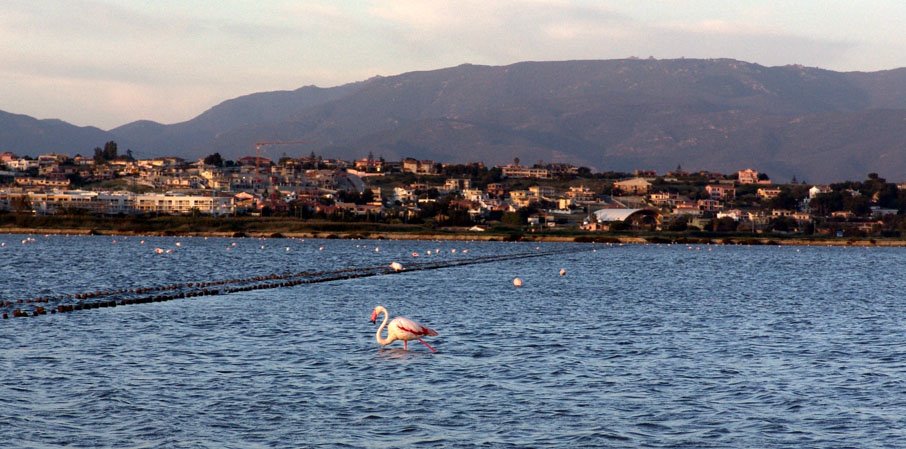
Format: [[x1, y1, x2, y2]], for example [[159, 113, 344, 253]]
[[370, 305, 438, 352]]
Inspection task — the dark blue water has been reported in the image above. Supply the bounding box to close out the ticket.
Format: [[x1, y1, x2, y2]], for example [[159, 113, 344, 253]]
[[2, 235, 906, 448]]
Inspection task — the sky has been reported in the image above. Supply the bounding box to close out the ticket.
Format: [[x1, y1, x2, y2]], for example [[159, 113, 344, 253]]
[[2, 0, 905, 130]]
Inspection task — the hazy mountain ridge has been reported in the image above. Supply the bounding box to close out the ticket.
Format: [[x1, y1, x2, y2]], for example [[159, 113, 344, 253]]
[[110, 83, 364, 158], [0, 110, 110, 157], [4, 58, 906, 182]]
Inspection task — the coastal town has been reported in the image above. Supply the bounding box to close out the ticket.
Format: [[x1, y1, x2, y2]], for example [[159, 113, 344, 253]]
[[1, 142, 904, 238]]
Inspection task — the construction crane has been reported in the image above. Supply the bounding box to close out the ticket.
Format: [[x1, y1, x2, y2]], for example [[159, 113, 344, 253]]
[[252, 140, 309, 186]]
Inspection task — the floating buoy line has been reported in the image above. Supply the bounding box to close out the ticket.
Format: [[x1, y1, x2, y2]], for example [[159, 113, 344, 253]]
[[1, 247, 592, 320]]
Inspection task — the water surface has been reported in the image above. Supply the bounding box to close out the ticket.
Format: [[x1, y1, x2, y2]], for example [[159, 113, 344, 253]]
[[1, 235, 905, 447]]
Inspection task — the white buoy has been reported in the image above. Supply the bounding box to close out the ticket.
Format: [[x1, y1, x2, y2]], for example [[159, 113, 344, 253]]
[[513, 277, 523, 288], [390, 262, 403, 272], [559, 268, 566, 276]]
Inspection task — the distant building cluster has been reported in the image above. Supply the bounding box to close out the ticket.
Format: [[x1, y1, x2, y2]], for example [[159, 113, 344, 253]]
[[1, 149, 903, 238]]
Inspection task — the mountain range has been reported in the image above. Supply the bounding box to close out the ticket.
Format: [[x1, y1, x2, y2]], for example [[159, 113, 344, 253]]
[[5, 58, 906, 183]]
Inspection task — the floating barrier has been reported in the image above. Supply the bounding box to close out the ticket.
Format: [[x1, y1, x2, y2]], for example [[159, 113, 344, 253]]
[[0, 247, 591, 320]]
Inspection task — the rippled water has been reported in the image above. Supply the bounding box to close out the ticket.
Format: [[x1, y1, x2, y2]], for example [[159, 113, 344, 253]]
[[2, 235, 906, 448]]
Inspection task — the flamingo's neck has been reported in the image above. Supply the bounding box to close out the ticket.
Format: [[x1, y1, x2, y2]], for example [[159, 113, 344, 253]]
[[374, 306, 392, 346]]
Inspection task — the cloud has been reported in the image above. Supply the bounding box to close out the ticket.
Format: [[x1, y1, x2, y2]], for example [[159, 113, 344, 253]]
[[0, 0, 894, 128], [0, 69, 223, 129], [355, 1, 628, 69], [362, 0, 860, 70], [648, 19, 856, 69]]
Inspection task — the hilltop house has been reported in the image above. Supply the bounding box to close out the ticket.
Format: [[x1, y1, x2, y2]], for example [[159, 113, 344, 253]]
[[613, 178, 652, 195]]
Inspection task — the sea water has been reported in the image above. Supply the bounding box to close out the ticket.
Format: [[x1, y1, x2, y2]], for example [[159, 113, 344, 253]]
[[1, 235, 905, 448]]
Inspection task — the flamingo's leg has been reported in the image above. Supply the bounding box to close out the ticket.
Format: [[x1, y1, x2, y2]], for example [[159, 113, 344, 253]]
[[403, 340, 408, 350], [417, 338, 437, 353]]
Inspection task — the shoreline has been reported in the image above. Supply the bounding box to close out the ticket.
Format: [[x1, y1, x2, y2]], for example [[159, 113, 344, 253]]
[[2, 226, 905, 247]]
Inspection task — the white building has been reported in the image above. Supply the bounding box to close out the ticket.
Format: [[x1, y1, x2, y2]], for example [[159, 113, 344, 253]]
[[0, 189, 235, 216], [133, 193, 233, 215], [808, 185, 832, 199]]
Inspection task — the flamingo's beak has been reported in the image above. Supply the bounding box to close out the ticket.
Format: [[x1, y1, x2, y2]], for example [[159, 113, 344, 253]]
[[369, 311, 377, 323]]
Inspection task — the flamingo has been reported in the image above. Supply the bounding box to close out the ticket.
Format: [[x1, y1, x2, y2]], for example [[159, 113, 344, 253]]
[[370, 305, 438, 352]]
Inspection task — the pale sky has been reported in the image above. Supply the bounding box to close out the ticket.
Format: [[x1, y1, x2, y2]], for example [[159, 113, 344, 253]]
[[2, 0, 904, 130]]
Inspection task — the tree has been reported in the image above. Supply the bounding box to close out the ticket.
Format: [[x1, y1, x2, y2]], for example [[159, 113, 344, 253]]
[[875, 183, 899, 208], [665, 215, 689, 231], [203, 153, 224, 167], [103, 141, 118, 160], [810, 191, 844, 216], [766, 188, 799, 210], [896, 189, 906, 213], [501, 212, 523, 227], [93, 141, 119, 164], [712, 217, 738, 232], [843, 194, 871, 216], [767, 216, 798, 233]]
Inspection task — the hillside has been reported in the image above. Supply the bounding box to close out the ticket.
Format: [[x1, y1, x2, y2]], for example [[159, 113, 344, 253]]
[[195, 59, 906, 182], [4, 58, 906, 182], [0, 111, 110, 156], [110, 83, 363, 158]]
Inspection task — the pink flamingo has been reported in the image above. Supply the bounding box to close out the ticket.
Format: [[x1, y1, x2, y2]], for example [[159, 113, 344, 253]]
[[370, 305, 438, 352]]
